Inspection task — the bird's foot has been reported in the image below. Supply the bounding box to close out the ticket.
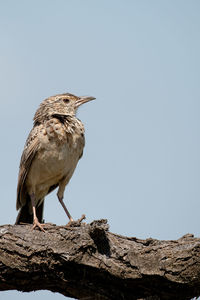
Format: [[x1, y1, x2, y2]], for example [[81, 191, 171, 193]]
[[77, 214, 86, 223], [32, 217, 45, 232], [66, 214, 86, 227]]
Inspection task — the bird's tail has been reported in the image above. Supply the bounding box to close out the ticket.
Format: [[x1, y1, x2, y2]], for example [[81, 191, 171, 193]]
[[15, 198, 44, 225]]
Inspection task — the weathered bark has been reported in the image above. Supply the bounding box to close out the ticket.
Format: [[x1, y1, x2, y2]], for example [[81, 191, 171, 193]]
[[0, 219, 200, 300]]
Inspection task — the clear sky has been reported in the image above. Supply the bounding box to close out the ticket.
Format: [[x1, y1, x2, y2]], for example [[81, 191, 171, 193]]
[[0, 1, 200, 299]]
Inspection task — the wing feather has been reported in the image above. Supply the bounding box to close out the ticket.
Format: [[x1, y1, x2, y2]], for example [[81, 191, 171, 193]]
[[16, 126, 40, 209]]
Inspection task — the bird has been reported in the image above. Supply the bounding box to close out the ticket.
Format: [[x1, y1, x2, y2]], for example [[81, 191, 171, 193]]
[[16, 92, 95, 231]]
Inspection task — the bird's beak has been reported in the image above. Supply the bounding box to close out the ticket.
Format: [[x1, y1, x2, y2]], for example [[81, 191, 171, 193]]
[[75, 96, 96, 108]]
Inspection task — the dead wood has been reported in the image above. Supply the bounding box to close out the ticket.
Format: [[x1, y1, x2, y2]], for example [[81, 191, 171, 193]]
[[0, 219, 200, 299]]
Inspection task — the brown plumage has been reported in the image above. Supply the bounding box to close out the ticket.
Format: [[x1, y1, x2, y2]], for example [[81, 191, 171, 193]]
[[16, 93, 95, 231]]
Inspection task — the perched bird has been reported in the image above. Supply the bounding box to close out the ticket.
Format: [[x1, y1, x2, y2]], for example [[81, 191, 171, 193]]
[[16, 93, 95, 231]]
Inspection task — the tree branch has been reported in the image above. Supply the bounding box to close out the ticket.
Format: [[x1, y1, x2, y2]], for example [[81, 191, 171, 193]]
[[0, 219, 200, 299]]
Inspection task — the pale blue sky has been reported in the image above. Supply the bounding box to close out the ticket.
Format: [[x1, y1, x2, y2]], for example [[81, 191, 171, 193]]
[[0, 1, 200, 299]]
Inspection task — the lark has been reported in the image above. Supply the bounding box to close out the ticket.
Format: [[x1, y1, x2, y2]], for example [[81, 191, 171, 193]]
[[16, 93, 95, 231]]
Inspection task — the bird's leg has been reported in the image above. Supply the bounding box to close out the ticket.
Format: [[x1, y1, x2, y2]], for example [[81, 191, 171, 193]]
[[57, 193, 74, 223], [57, 184, 86, 226], [30, 193, 45, 232]]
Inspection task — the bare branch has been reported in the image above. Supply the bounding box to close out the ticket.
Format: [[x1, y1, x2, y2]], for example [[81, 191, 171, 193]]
[[0, 220, 200, 299]]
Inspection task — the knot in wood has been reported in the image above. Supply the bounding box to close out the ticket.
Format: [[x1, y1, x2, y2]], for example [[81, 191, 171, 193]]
[[89, 219, 109, 237], [88, 219, 110, 255]]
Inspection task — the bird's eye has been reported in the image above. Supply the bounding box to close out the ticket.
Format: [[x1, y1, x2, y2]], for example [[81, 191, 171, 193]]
[[63, 99, 70, 104]]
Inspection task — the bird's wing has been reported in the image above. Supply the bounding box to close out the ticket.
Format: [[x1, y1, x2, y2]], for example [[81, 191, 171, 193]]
[[16, 126, 40, 209]]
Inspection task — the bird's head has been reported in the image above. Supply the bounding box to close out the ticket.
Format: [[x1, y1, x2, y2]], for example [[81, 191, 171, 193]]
[[33, 93, 95, 125]]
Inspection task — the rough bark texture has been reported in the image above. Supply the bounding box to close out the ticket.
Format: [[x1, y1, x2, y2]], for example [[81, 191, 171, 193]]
[[0, 219, 200, 299]]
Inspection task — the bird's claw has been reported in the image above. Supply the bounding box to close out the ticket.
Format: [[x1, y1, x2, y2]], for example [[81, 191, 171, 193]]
[[66, 214, 86, 227], [32, 218, 45, 232], [77, 214, 86, 223]]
